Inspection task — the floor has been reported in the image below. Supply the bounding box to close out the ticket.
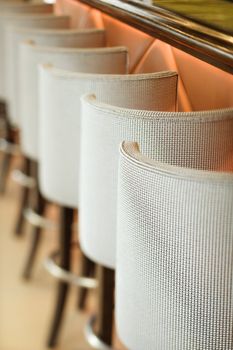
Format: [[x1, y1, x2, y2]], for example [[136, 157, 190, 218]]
[[0, 152, 125, 350]]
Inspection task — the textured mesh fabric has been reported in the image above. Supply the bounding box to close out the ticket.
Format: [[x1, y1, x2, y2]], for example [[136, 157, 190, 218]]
[[19, 43, 128, 161], [116, 141, 233, 350], [79, 76, 179, 268], [0, 13, 70, 99], [80, 99, 233, 269], [5, 27, 105, 125], [38, 67, 177, 207]]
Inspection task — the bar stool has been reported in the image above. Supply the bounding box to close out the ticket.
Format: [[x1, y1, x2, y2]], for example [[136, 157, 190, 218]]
[[0, 11, 70, 192], [116, 139, 233, 350], [38, 66, 177, 347], [5, 26, 105, 246], [76, 73, 177, 347], [19, 43, 128, 347], [5, 25, 105, 239], [79, 96, 233, 347], [19, 42, 126, 279]]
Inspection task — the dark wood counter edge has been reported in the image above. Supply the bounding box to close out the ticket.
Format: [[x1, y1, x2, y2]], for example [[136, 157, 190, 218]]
[[77, 0, 233, 74]]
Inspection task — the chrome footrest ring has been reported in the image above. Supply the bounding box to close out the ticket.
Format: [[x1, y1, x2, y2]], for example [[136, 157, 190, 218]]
[[85, 315, 116, 350], [11, 169, 36, 188], [44, 249, 98, 288], [23, 208, 58, 230], [0, 138, 20, 155]]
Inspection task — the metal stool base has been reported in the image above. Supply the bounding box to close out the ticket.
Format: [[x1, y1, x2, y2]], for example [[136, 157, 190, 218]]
[[0, 138, 20, 155], [11, 169, 36, 188], [85, 315, 116, 350], [23, 207, 58, 230], [44, 248, 97, 289]]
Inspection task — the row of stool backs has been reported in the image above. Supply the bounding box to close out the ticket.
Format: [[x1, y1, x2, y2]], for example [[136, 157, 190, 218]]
[[0, 1, 232, 350]]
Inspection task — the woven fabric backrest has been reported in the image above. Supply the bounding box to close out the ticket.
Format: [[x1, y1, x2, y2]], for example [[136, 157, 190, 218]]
[[0, 14, 70, 99], [116, 141, 233, 350], [19, 43, 128, 161], [38, 66, 177, 208], [79, 75, 178, 268], [80, 97, 233, 269], [5, 27, 105, 126]]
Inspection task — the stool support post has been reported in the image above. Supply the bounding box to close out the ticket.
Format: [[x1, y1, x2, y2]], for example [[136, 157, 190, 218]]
[[0, 104, 14, 193], [22, 160, 46, 279], [95, 265, 115, 346], [77, 253, 96, 310], [47, 206, 73, 348], [14, 157, 31, 236]]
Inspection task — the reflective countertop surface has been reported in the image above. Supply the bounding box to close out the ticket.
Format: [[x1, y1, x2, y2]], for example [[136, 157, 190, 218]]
[[151, 0, 233, 35]]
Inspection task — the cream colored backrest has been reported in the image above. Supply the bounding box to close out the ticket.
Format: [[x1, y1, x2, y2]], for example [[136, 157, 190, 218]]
[[19, 43, 128, 161], [80, 97, 233, 269], [5, 27, 105, 125], [79, 75, 178, 268], [38, 67, 177, 208], [0, 14, 69, 99], [116, 141, 233, 350]]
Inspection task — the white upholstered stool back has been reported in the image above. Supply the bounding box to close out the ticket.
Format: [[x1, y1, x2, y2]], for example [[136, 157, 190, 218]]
[[116, 140, 233, 350], [79, 73, 178, 269], [38, 67, 177, 209], [0, 14, 69, 100], [5, 27, 105, 126], [19, 43, 128, 161], [80, 100, 233, 270]]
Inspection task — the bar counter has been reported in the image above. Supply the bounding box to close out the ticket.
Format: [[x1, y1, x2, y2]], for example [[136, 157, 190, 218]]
[[76, 0, 233, 74]]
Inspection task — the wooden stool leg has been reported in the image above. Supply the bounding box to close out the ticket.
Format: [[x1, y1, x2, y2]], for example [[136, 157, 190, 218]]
[[95, 265, 115, 345], [14, 157, 31, 236], [22, 160, 45, 279], [47, 206, 73, 348], [22, 185, 46, 279], [0, 151, 11, 193], [77, 253, 96, 310], [0, 109, 14, 194]]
